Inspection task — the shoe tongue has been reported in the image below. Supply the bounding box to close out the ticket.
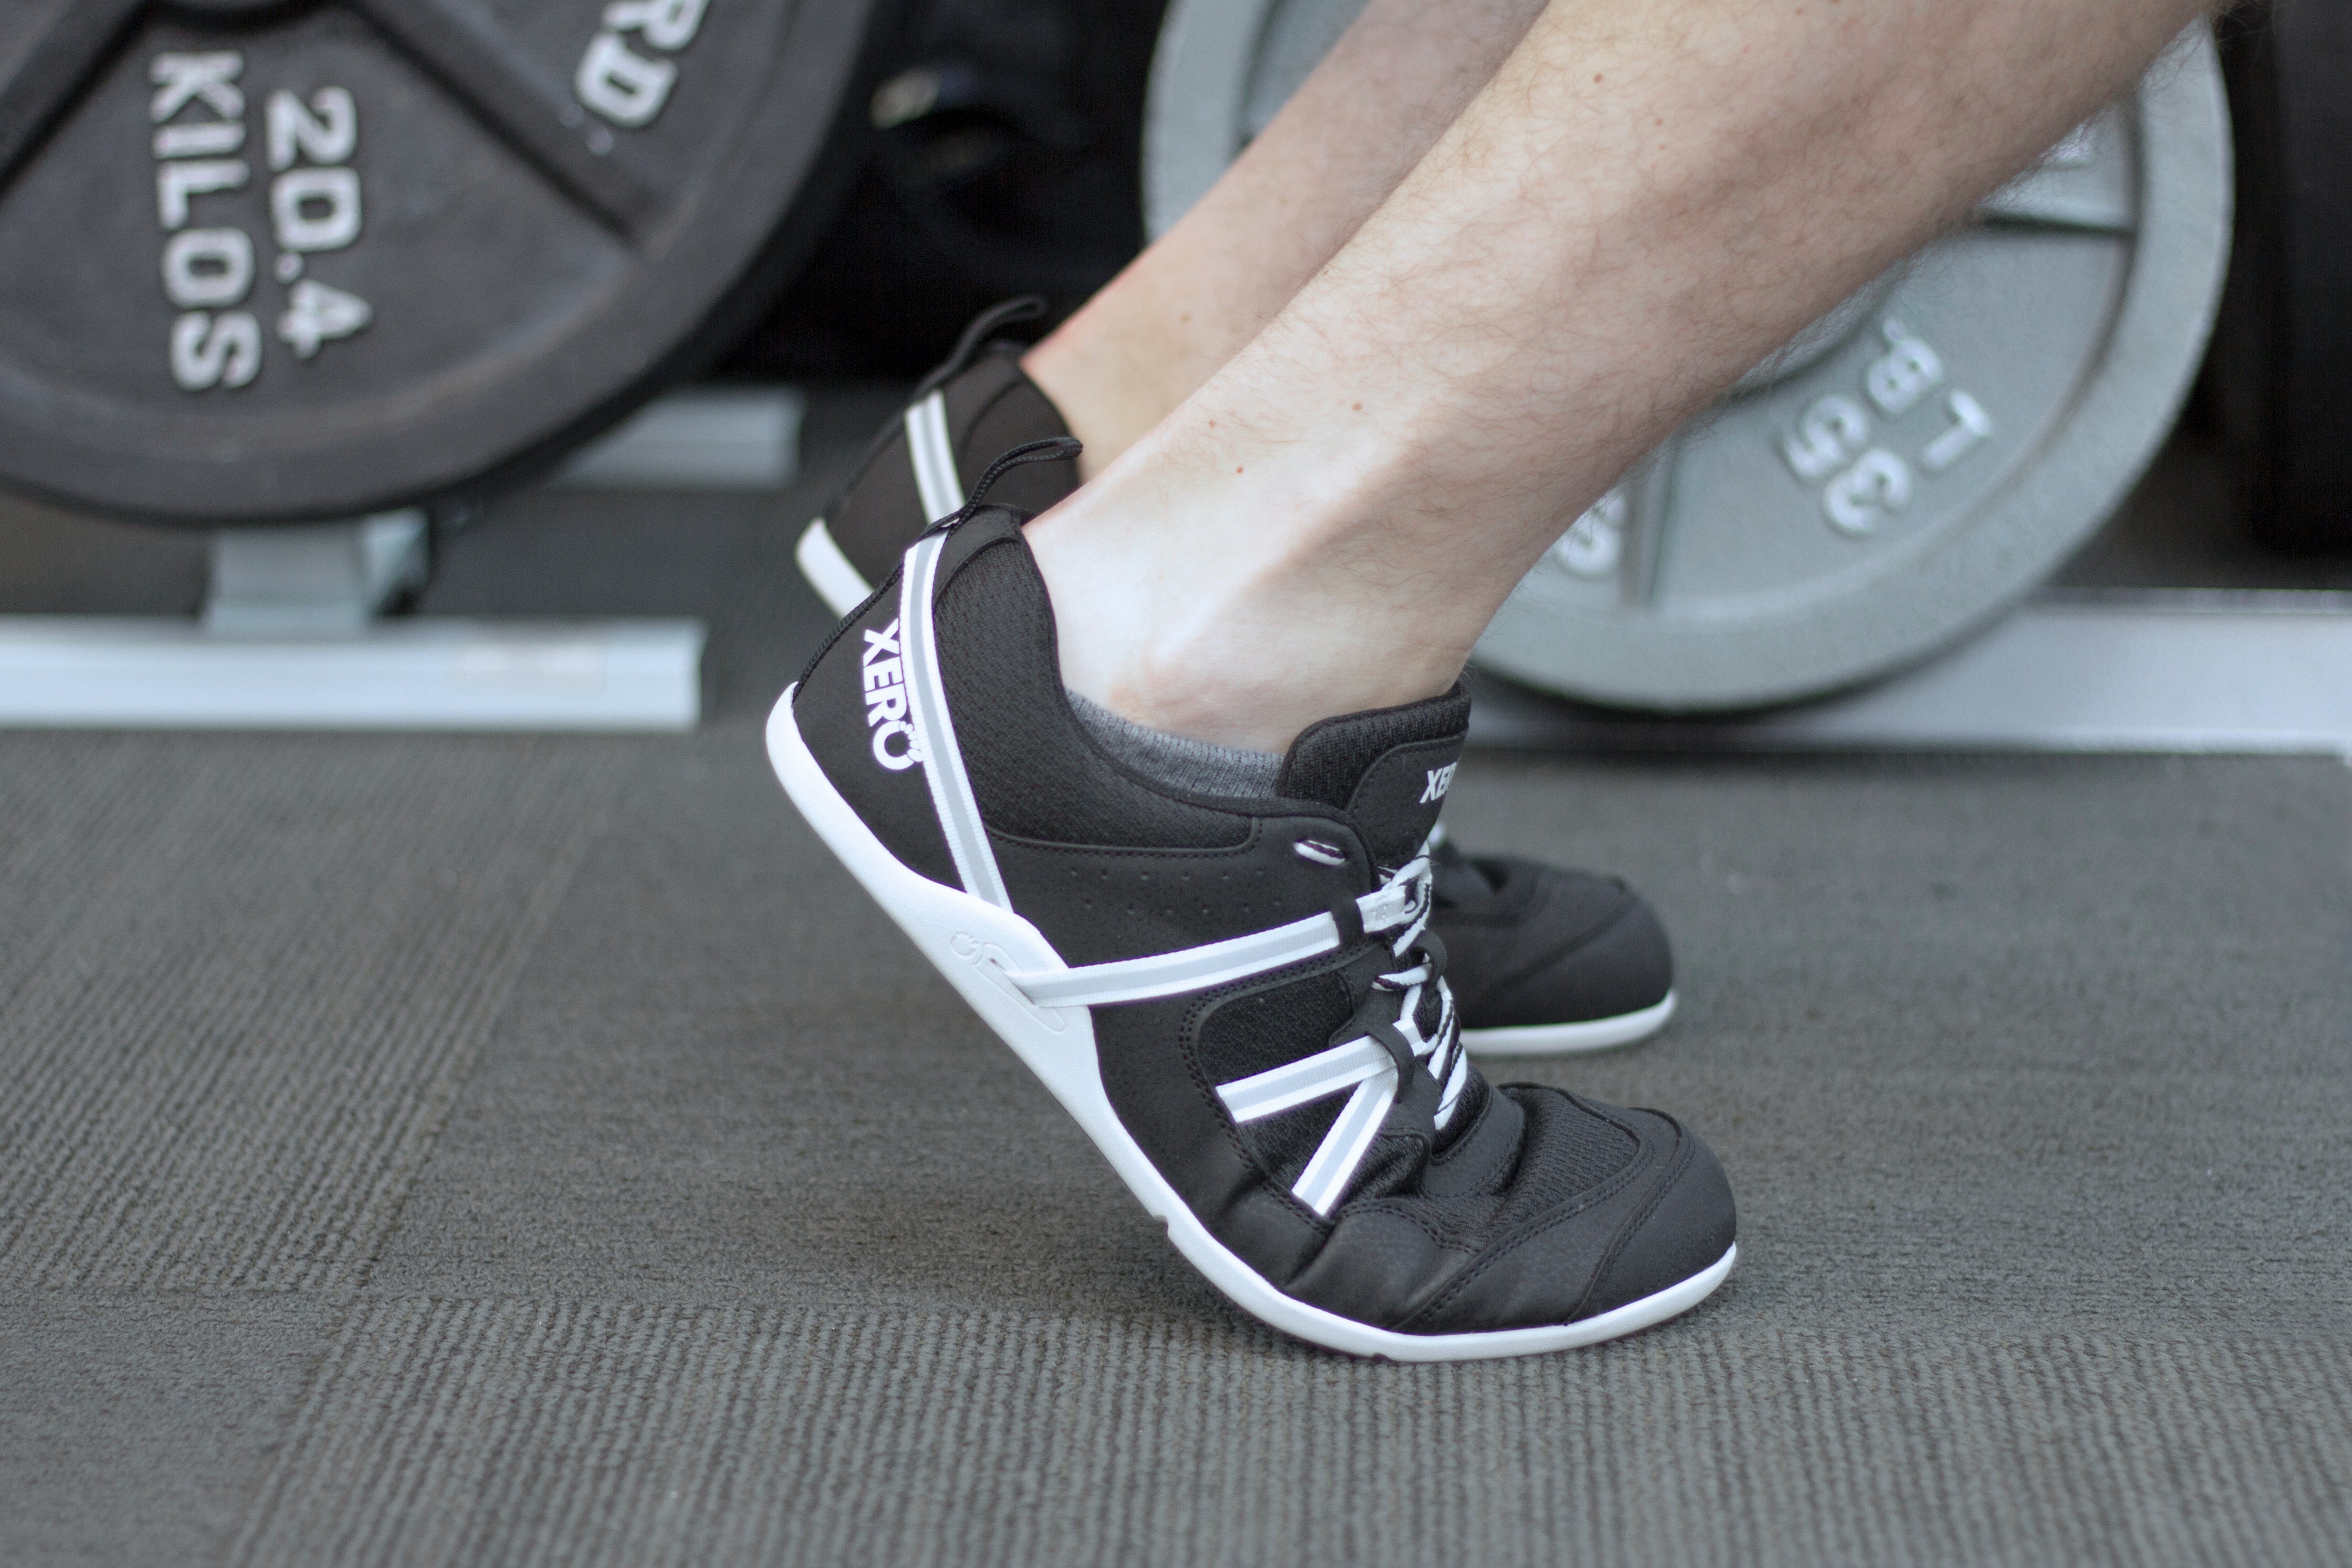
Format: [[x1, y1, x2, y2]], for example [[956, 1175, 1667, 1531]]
[[1276, 687, 1472, 867]]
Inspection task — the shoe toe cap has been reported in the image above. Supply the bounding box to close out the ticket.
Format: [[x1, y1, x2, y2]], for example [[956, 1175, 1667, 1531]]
[[1578, 1107, 1737, 1318], [1403, 1090, 1735, 1335]]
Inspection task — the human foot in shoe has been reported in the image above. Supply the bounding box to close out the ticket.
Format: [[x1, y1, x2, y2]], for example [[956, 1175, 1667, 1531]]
[[1429, 826, 1675, 1055], [794, 300, 1076, 615], [768, 492, 1732, 1358], [793, 306, 1677, 1058]]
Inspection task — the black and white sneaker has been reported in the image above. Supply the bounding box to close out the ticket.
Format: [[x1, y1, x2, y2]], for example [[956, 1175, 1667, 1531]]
[[795, 299, 1078, 615], [767, 484, 1735, 1358], [793, 303, 1679, 1057], [1432, 829, 1677, 1055]]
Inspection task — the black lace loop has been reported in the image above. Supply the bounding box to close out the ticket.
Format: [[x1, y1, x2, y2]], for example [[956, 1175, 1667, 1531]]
[[1410, 927, 1447, 982], [916, 438, 1085, 540], [1367, 1016, 1419, 1074]]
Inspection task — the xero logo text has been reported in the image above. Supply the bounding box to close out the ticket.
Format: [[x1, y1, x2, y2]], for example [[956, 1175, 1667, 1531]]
[[861, 620, 920, 771]]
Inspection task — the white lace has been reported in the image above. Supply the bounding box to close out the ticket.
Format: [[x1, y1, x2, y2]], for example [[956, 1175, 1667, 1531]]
[[1007, 858, 1443, 1010], [1213, 856, 1468, 1217]]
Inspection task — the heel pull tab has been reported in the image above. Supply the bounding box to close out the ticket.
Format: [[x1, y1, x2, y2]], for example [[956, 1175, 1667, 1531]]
[[917, 437, 1086, 541], [968, 438, 1082, 508], [916, 297, 1048, 397]]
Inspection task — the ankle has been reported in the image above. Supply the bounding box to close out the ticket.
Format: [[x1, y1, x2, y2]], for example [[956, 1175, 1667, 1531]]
[[1020, 337, 1163, 484], [1031, 497, 1467, 753], [1024, 278, 1233, 481]]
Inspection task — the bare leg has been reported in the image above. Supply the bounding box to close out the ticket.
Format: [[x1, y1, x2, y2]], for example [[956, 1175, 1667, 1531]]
[[1022, 0, 1549, 477], [1027, 0, 2213, 752]]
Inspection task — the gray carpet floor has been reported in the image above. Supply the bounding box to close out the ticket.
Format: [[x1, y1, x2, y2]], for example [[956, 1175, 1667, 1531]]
[[1, 397, 2348, 1565]]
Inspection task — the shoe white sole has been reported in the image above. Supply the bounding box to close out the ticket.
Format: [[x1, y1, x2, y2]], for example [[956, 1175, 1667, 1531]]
[[798, 519, 873, 618], [1460, 993, 1676, 1057], [768, 685, 1735, 1360]]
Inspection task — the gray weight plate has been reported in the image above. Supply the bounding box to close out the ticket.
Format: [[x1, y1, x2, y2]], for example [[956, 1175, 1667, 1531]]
[[1145, 4, 2234, 711], [0, 0, 876, 526]]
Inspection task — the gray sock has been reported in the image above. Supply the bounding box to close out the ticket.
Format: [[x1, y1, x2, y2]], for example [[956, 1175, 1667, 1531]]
[[1069, 692, 1283, 799]]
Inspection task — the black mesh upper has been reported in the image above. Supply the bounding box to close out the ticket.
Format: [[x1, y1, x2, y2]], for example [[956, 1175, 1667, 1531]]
[[1277, 688, 1474, 810], [1493, 1088, 1640, 1219], [1351, 1090, 1639, 1257]]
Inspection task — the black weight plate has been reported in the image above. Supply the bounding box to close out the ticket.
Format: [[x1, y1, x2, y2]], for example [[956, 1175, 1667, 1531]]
[[2211, 0, 2352, 552], [0, 0, 881, 526]]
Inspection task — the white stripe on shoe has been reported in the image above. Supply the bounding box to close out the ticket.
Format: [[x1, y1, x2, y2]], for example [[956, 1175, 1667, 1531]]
[[905, 390, 967, 521], [1011, 912, 1342, 1008], [1216, 1036, 1392, 1122], [1003, 867, 1442, 1011], [797, 388, 964, 624], [1217, 1035, 1402, 1218], [796, 519, 874, 617], [899, 528, 1008, 909], [1293, 1073, 1399, 1216]]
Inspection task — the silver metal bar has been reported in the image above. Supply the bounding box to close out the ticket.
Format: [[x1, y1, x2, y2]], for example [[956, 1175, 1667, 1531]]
[[0, 616, 703, 732], [1468, 591, 2352, 758]]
